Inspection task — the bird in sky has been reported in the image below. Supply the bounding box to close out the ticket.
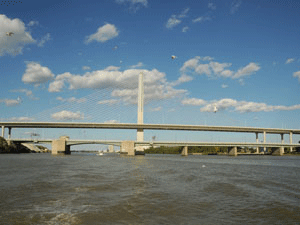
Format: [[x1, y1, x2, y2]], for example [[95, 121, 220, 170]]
[[6, 32, 14, 36], [214, 105, 218, 113], [171, 55, 177, 60]]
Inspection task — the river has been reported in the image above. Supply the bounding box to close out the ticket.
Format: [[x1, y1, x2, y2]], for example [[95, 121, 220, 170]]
[[0, 153, 299, 224]]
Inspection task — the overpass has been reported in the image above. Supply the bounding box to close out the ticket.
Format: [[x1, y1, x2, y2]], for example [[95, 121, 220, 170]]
[[9, 138, 300, 156]]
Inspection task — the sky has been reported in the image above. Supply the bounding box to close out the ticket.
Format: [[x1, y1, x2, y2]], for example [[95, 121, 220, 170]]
[[0, 0, 300, 148]]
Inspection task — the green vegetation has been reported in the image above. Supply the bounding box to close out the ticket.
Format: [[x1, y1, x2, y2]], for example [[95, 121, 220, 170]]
[[0, 137, 31, 154], [144, 146, 231, 154]]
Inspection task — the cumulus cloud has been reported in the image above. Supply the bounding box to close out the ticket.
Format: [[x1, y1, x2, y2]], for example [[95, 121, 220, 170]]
[[115, 0, 148, 11], [56, 96, 87, 103], [180, 56, 260, 83], [0, 14, 36, 56], [230, 0, 242, 14], [285, 58, 295, 64], [104, 66, 120, 71], [293, 71, 300, 82], [171, 74, 193, 86], [47, 66, 187, 104], [51, 110, 84, 120], [22, 62, 54, 85], [37, 33, 51, 47], [0, 98, 21, 106], [181, 97, 300, 113], [85, 24, 119, 44]]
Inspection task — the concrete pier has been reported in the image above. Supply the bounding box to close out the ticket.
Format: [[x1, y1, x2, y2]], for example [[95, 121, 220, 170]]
[[7, 127, 11, 145], [228, 146, 237, 156], [181, 146, 188, 156], [290, 132, 293, 152], [272, 147, 284, 156], [52, 136, 70, 154], [121, 141, 135, 156], [256, 132, 259, 153], [108, 145, 114, 153], [1, 126, 4, 138], [263, 131, 266, 152]]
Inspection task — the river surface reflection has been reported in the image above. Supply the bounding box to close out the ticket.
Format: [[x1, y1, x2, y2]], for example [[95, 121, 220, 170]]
[[0, 153, 299, 224]]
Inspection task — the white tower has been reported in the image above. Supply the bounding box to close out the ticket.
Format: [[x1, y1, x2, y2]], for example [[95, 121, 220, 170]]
[[137, 72, 144, 143]]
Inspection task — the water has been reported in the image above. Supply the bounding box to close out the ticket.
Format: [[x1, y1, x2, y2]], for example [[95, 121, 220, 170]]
[[0, 153, 299, 224]]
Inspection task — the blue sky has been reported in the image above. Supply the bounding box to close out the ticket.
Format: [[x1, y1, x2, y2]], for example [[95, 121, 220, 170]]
[[0, 0, 300, 147]]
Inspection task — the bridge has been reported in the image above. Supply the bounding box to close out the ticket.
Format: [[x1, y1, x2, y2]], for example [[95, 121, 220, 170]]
[[1, 73, 300, 156]]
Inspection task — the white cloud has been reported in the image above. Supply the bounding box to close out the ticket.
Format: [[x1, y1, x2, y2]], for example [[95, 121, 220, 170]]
[[171, 74, 193, 86], [182, 26, 189, 32], [37, 33, 51, 47], [82, 66, 91, 70], [293, 71, 300, 82], [285, 58, 295, 64], [178, 8, 190, 18], [22, 62, 54, 85], [149, 106, 162, 112], [85, 24, 119, 44], [230, 0, 242, 14], [56, 97, 87, 103], [180, 56, 260, 83], [98, 99, 120, 105], [192, 16, 211, 23], [104, 66, 120, 71], [51, 110, 84, 120], [116, 0, 148, 11], [0, 98, 21, 106], [208, 2, 216, 10], [181, 97, 300, 113], [27, 21, 39, 26], [166, 15, 181, 29], [221, 84, 228, 88], [104, 119, 119, 123], [0, 14, 36, 56], [47, 67, 188, 104], [10, 117, 34, 121], [233, 62, 260, 79], [130, 62, 144, 69]]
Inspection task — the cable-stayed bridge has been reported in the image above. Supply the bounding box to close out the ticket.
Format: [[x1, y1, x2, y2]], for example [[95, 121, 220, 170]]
[[1, 73, 300, 156]]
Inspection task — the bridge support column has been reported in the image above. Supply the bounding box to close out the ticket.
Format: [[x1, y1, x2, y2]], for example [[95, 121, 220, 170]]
[[7, 127, 11, 145], [181, 146, 188, 156], [52, 136, 70, 154], [121, 141, 135, 156], [255, 132, 259, 153], [108, 145, 114, 153], [228, 146, 237, 156], [290, 132, 293, 152], [263, 131, 266, 152], [272, 147, 284, 156], [1, 126, 4, 138]]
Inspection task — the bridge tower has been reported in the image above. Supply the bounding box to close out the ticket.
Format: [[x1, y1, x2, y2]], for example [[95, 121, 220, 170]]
[[136, 72, 145, 154]]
